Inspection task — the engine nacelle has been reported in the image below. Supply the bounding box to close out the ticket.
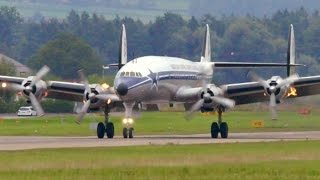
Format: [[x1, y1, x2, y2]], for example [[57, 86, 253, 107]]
[[264, 76, 289, 103], [199, 85, 224, 112], [20, 76, 47, 100], [84, 84, 112, 110]]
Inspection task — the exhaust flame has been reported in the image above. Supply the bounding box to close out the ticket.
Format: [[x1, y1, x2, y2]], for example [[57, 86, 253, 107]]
[[107, 99, 112, 104], [287, 87, 297, 97]]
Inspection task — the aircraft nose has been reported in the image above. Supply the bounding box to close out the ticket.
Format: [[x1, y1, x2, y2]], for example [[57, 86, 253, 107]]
[[116, 83, 128, 96]]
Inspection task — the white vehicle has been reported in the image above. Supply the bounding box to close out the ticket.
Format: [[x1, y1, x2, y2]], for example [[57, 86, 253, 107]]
[[17, 106, 37, 116]]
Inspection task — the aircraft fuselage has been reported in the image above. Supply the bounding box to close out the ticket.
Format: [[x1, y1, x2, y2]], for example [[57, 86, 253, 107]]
[[114, 56, 212, 103]]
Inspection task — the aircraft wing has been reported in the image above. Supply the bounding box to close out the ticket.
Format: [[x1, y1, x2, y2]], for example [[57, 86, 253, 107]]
[[0, 75, 119, 102], [46, 81, 85, 102], [0, 75, 25, 85], [47, 81, 120, 102], [223, 75, 320, 105]]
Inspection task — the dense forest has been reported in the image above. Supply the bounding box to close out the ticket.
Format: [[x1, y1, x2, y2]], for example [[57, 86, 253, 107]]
[[0, 6, 320, 84]]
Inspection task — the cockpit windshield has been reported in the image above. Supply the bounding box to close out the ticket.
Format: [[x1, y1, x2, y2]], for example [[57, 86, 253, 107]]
[[120, 71, 143, 77]]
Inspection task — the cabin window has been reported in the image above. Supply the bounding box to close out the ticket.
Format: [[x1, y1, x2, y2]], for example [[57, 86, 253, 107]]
[[120, 72, 125, 77], [130, 72, 135, 77]]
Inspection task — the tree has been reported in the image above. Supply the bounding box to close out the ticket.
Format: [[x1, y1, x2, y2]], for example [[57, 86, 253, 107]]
[[28, 33, 102, 79], [0, 6, 22, 56]]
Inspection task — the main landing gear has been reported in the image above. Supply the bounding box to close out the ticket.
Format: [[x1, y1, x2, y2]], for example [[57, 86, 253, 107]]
[[211, 106, 228, 139], [96, 105, 114, 139]]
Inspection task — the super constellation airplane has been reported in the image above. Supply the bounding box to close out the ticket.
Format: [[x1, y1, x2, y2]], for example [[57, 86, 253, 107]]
[[1, 24, 320, 139]]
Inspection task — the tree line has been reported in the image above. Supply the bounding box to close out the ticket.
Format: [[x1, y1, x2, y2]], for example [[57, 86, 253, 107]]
[[0, 6, 319, 83]]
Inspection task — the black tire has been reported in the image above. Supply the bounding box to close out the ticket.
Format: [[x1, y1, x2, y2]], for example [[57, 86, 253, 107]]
[[123, 128, 128, 138], [97, 122, 105, 139], [220, 122, 228, 138], [106, 122, 114, 139], [211, 122, 219, 138], [128, 128, 134, 139]]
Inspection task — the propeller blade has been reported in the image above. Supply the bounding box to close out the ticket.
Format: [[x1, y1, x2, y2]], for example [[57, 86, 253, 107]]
[[9, 84, 25, 91], [31, 65, 50, 86], [248, 71, 269, 88], [276, 73, 299, 89], [29, 92, 44, 117], [76, 100, 91, 124], [269, 93, 277, 120], [211, 96, 235, 108], [185, 99, 204, 120], [78, 70, 91, 94]]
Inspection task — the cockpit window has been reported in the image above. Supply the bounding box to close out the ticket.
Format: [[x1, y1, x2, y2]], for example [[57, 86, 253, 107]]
[[120, 71, 143, 77]]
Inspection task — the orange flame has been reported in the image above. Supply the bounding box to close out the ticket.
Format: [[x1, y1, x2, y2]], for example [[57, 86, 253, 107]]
[[287, 87, 298, 97]]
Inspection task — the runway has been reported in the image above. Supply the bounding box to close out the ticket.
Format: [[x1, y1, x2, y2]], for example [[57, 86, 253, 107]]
[[0, 131, 320, 151]]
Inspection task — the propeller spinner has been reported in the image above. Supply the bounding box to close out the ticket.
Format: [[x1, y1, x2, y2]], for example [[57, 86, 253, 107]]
[[10, 65, 50, 117], [76, 70, 114, 124], [248, 71, 299, 120], [185, 65, 235, 120]]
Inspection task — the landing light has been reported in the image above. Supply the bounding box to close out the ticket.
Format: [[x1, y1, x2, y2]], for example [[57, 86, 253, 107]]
[[128, 118, 134, 124], [1, 82, 7, 88], [122, 118, 134, 124], [122, 118, 128, 124], [101, 83, 110, 90]]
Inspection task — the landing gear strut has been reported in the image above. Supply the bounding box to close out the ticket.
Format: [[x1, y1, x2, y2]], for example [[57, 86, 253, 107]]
[[211, 106, 228, 139], [96, 105, 114, 139], [122, 102, 135, 139]]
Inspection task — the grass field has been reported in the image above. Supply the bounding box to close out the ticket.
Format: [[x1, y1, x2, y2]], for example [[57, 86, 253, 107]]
[[0, 0, 191, 22], [0, 111, 319, 136], [0, 141, 319, 179]]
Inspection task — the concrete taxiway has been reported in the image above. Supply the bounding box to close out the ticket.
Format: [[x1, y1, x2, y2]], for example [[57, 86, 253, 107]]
[[0, 131, 319, 151]]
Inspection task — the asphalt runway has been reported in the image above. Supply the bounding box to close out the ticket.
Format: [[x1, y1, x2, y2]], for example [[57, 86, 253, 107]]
[[0, 131, 320, 151]]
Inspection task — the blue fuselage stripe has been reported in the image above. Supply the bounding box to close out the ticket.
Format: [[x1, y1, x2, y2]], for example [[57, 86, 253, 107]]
[[116, 71, 200, 90]]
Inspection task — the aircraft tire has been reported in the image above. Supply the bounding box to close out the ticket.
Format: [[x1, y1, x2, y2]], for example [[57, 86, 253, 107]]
[[123, 128, 128, 138], [128, 128, 134, 138], [211, 122, 219, 138], [106, 122, 114, 138], [220, 122, 228, 138], [97, 122, 105, 139]]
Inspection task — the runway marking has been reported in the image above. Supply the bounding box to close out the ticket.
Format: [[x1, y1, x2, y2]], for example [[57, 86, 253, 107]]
[[0, 131, 320, 151]]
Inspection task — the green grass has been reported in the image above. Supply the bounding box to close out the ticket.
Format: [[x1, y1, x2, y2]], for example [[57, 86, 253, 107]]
[[0, 111, 319, 136], [0, 141, 320, 179], [0, 0, 191, 22]]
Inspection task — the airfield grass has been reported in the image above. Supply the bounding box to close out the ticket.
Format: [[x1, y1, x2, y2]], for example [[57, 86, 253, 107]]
[[0, 111, 319, 136], [0, 141, 320, 179], [0, 0, 190, 22]]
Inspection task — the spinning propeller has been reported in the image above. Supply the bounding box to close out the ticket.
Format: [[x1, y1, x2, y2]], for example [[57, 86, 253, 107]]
[[76, 70, 114, 124], [10, 66, 50, 117], [185, 65, 235, 120], [248, 71, 299, 120]]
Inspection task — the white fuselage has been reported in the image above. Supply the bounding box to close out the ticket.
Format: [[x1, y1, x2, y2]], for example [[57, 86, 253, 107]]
[[114, 56, 212, 103]]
